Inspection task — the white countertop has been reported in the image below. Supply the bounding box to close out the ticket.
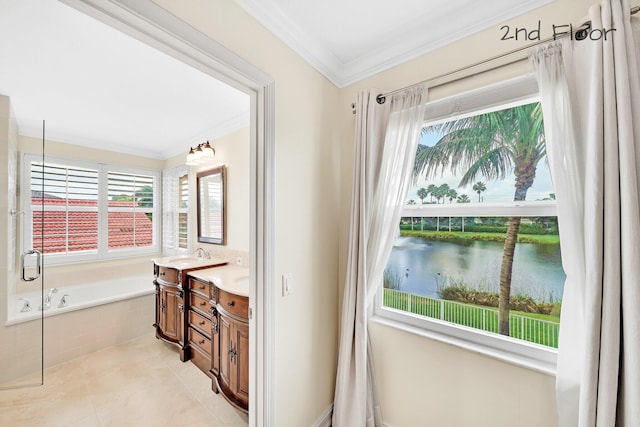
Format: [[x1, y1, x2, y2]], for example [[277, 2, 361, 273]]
[[152, 255, 229, 270], [188, 265, 250, 297]]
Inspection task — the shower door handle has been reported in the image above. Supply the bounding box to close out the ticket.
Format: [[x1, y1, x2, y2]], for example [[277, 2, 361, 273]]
[[21, 249, 41, 282]]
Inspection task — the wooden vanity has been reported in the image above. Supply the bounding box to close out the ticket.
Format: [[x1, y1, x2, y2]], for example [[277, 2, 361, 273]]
[[153, 257, 249, 413], [152, 256, 228, 360], [187, 266, 250, 413]]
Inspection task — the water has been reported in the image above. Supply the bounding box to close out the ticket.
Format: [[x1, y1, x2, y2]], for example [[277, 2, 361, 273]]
[[386, 236, 566, 302]]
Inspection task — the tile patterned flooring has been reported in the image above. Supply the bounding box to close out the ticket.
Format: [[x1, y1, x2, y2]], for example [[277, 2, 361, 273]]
[[0, 333, 248, 426]]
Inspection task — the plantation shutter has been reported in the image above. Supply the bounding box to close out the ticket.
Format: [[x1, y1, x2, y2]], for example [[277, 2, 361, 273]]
[[178, 174, 189, 249], [107, 171, 154, 249], [162, 166, 189, 254], [31, 161, 99, 254], [162, 172, 177, 253]]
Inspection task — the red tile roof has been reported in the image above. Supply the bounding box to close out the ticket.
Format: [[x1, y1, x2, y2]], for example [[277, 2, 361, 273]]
[[31, 198, 153, 254]]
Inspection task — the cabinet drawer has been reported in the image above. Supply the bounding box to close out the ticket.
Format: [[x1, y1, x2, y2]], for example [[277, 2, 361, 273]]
[[157, 266, 179, 284], [189, 278, 210, 296], [190, 292, 211, 315], [218, 289, 249, 319], [189, 326, 212, 357], [189, 310, 212, 336], [190, 343, 212, 377]]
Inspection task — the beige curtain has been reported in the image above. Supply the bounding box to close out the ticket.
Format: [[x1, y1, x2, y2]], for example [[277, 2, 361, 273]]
[[333, 86, 427, 426], [531, 1, 640, 425]]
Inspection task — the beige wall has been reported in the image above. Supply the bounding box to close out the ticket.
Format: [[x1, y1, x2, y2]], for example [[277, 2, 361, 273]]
[[166, 127, 251, 255], [151, 1, 341, 426], [338, 1, 597, 426]]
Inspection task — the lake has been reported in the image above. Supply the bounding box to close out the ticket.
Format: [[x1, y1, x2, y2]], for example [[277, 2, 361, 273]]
[[386, 236, 566, 302]]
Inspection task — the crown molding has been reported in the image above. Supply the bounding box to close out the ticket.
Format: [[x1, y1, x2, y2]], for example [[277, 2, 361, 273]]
[[162, 110, 250, 159], [235, 0, 554, 88]]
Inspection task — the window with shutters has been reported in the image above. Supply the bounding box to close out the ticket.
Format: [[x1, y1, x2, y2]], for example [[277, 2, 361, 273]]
[[162, 166, 189, 255], [24, 154, 160, 264], [178, 174, 189, 250]]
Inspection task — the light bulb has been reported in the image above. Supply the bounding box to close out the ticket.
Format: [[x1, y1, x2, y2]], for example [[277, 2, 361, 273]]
[[186, 147, 197, 165], [201, 141, 215, 159]]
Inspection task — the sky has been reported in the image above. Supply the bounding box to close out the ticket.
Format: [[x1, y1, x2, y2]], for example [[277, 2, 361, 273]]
[[406, 124, 555, 204]]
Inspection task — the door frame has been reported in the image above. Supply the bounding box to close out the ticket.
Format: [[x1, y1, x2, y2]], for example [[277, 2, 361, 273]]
[[59, 1, 275, 425]]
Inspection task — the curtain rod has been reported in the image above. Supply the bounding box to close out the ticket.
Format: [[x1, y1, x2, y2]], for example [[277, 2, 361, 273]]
[[366, 5, 640, 108]]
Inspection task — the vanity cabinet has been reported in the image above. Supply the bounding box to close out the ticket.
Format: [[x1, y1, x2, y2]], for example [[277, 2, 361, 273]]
[[153, 259, 227, 361], [175, 265, 249, 414], [216, 289, 249, 411], [186, 276, 215, 377]]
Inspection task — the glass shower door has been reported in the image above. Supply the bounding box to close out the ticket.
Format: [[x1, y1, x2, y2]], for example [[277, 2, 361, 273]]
[[0, 114, 45, 389]]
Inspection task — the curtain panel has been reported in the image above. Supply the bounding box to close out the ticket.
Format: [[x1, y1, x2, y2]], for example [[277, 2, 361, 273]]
[[531, 0, 640, 425], [333, 87, 427, 426]]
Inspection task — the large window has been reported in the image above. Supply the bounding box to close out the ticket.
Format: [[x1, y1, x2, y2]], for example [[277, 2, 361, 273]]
[[376, 76, 564, 371], [24, 155, 160, 264]]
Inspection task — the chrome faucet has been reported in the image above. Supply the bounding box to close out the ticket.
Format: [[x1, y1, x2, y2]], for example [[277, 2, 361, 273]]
[[59, 294, 70, 308], [195, 247, 210, 259], [18, 298, 31, 312], [39, 288, 58, 311]]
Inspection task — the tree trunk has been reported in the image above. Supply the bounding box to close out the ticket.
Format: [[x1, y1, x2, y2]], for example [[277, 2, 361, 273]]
[[499, 216, 521, 335], [498, 156, 536, 336]]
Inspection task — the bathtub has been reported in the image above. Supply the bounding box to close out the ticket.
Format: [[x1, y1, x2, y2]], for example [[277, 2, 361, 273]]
[[6, 274, 154, 326]]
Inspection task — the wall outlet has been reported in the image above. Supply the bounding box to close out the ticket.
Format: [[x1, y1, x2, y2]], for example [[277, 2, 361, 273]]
[[235, 256, 243, 266], [282, 273, 293, 296]]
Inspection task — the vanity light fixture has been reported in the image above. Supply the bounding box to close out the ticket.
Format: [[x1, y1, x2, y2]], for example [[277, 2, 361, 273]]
[[186, 141, 216, 165]]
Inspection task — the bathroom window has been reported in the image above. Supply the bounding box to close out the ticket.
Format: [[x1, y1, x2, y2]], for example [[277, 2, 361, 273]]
[[374, 76, 563, 372], [23, 154, 160, 264], [178, 174, 189, 249], [162, 165, 189, 254], [107, 171, 155, 249]]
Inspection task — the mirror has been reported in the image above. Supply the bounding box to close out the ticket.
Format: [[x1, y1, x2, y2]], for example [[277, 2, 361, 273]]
[[197, 166, 226, 245]]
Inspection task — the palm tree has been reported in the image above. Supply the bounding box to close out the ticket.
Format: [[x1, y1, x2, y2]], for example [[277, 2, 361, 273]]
[[446, 189, 457, 203], [472, 181, 487, 202], [417, 187, 428, 204], [436, 183, 450, 204], [427, 184, 437, 203], [414, 102, 546, 336]]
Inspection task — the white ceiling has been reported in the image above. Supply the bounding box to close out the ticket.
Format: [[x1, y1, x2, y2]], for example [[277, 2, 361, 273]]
[[0, 0, 553, 159], [0, 0, 250, 160], [235, 0, 554, 87]]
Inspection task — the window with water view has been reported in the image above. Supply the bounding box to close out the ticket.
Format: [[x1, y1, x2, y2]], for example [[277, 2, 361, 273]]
[[383, 101, 565, 349]]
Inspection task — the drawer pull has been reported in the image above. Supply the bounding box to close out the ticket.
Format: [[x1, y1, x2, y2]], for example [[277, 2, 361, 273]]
[[199, 285, 205, 290], [227, 301, 235, 307], [199, 320, 206, 326], [199, 301, 207, 307], [198, 339, 205, 345]]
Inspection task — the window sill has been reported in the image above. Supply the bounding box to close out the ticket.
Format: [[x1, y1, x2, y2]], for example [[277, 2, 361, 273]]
[[370, 311, 557, 376]]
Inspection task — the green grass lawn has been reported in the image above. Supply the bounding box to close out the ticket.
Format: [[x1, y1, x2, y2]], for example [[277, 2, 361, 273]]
[[383, 289, 559, 348], [400, 229, 560, 245]]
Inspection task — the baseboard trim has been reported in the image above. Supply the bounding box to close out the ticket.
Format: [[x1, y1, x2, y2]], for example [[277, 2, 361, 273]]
[[311, 404, 333, 427]]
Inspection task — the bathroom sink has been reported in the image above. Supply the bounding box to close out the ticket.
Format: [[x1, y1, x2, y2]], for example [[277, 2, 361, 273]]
[[167, 257, 199, 263]]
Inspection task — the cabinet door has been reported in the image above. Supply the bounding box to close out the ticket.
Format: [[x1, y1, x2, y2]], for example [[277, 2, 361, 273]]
[[218, 313, 232, 391], [234, 321, 249, 405], [161, 287, 180, 341]]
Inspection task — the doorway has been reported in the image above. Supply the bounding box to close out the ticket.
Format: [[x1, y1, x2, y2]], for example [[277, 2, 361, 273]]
[[1, 0, 274, 425]]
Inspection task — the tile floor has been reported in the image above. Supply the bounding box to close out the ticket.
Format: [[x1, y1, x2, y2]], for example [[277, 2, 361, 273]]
[[0, 333, 248, 426]]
